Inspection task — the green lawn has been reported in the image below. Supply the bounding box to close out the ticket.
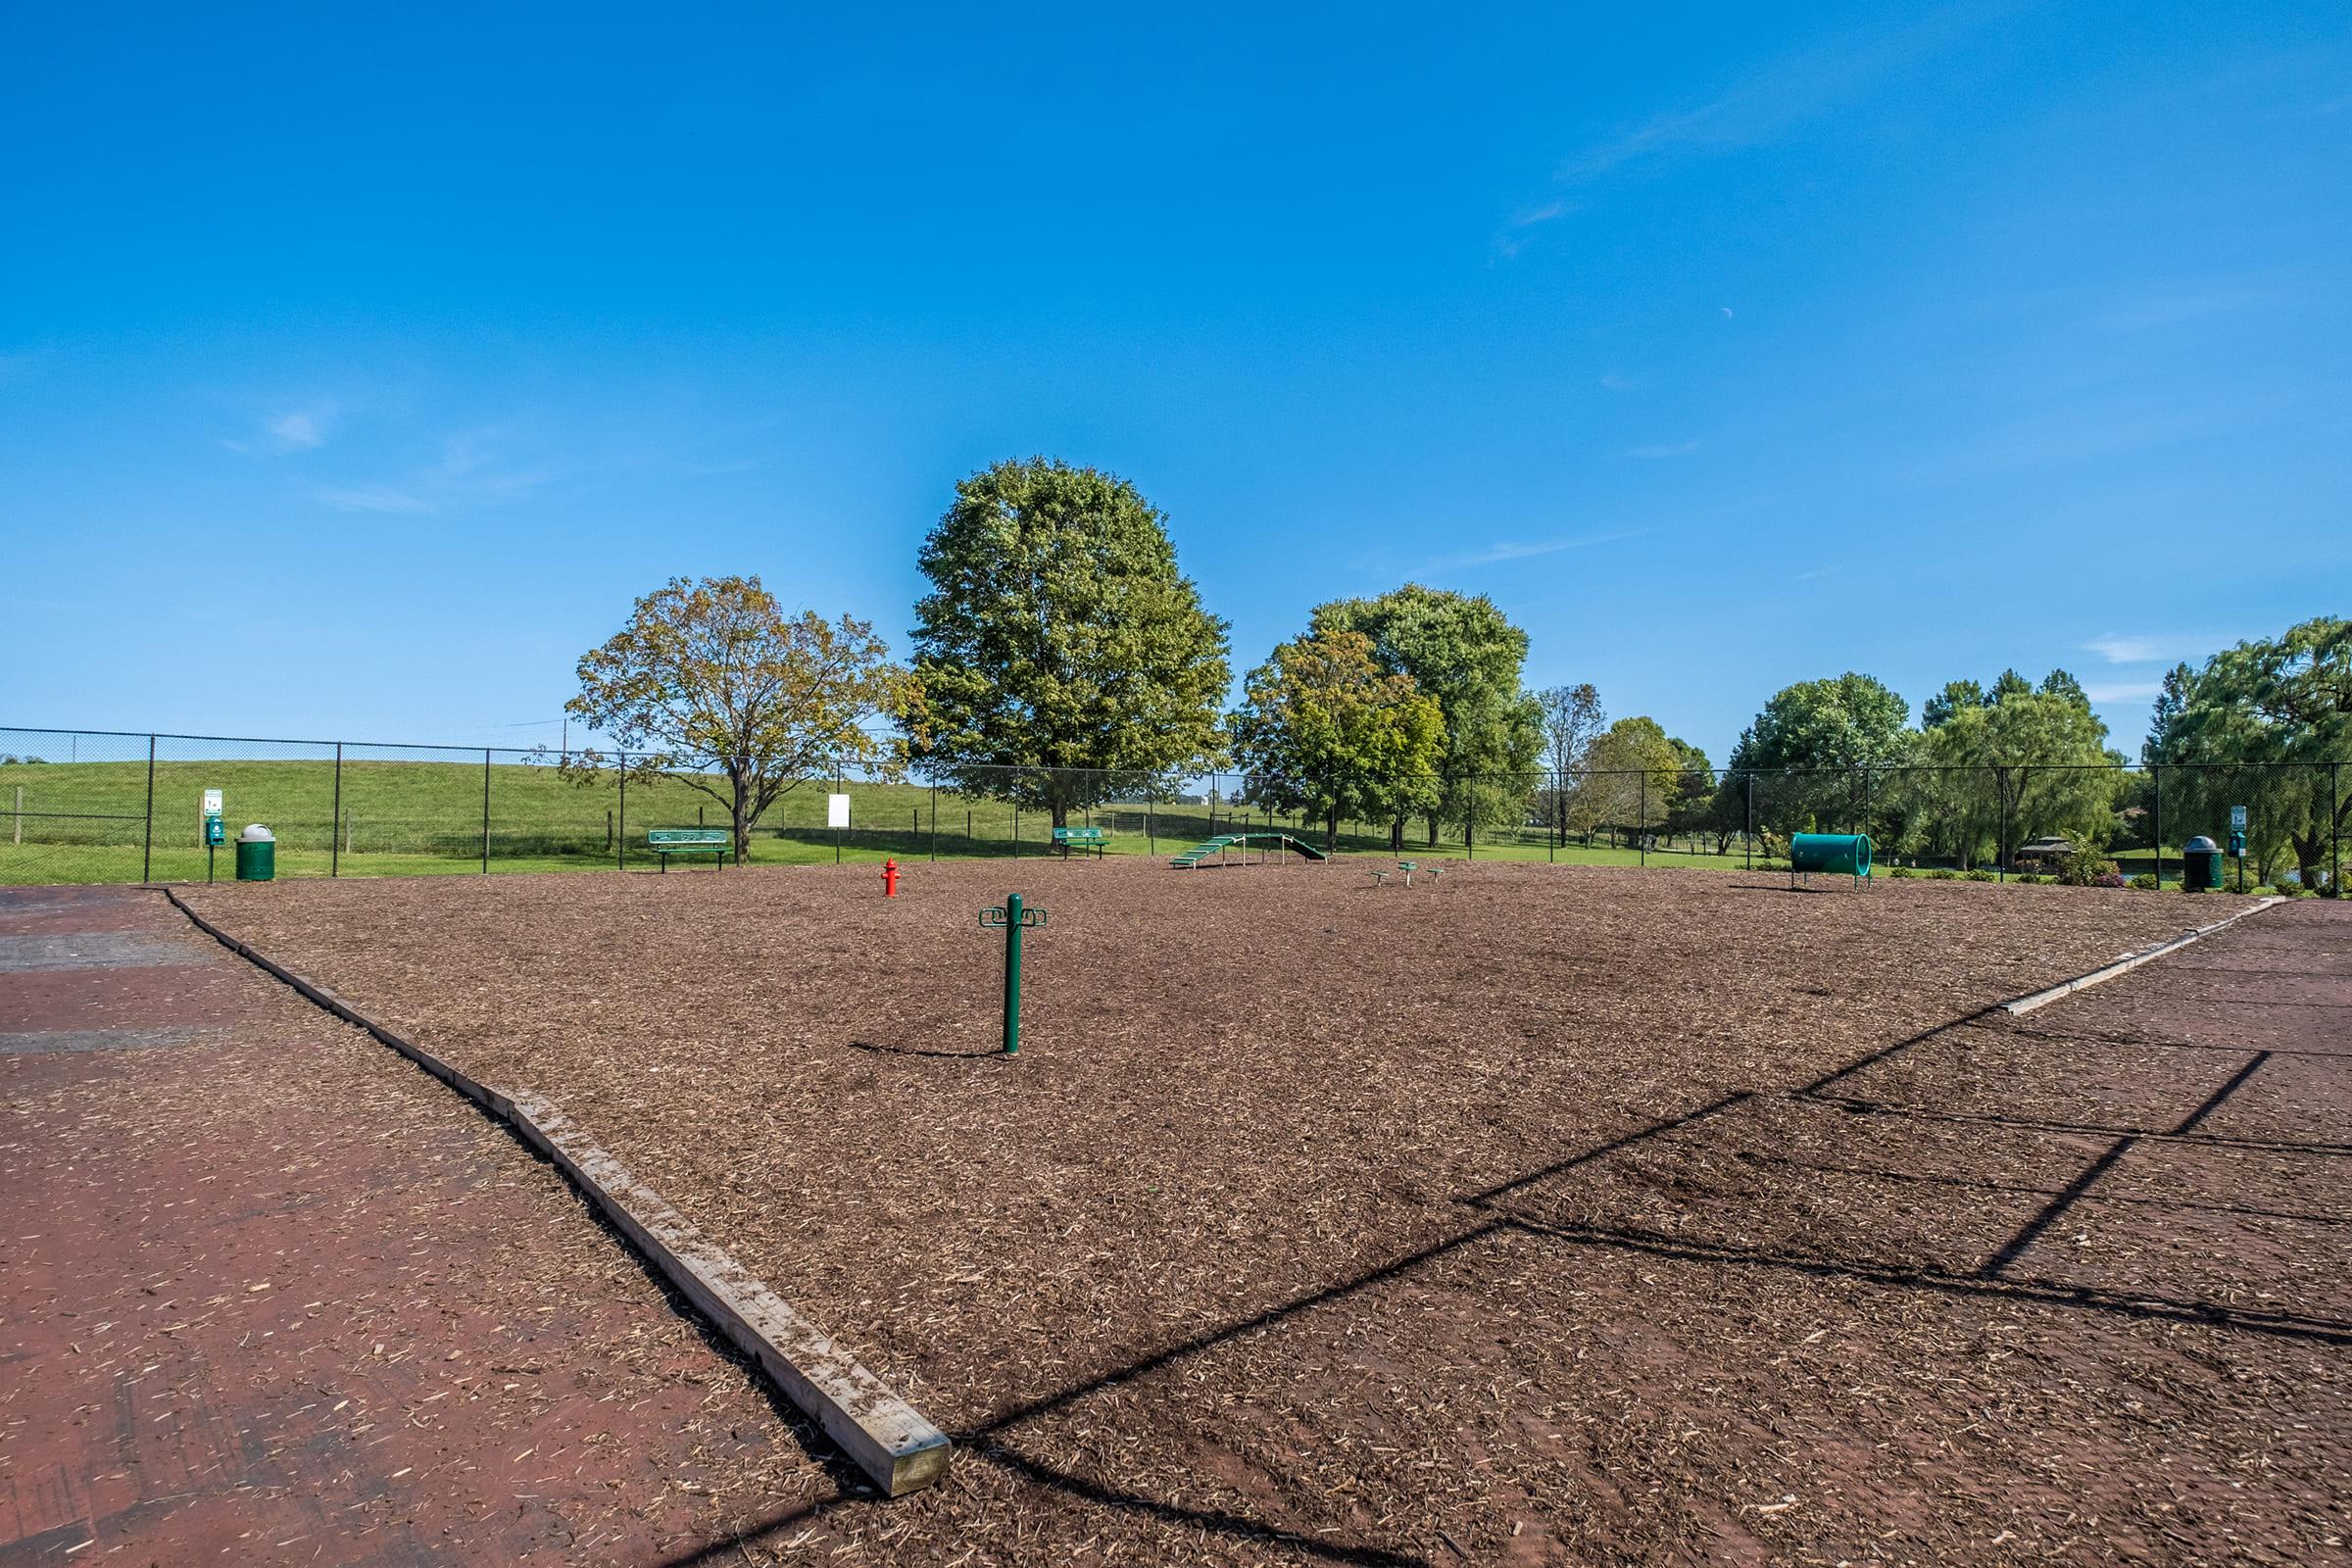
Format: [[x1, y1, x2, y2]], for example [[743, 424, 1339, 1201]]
[[0, 754, 1789, 885], [30, 755, 2275, 889]]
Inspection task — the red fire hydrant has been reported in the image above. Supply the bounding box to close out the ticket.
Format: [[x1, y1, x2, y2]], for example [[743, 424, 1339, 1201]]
[[882, 858, 900, 898]]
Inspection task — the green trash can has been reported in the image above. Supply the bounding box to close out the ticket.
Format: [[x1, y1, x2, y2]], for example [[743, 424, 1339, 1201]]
[[2181, 835, 2223, 892], [234, 824, 277, 882]]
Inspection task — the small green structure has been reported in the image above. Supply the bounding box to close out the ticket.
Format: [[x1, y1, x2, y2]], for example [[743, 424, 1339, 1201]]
[[2181, 835, 2224, 892], [233, 824, 276, 882], [646, 827, 730, 871], [1052, 825, 1109, 858], [1789, 832, 1871, 888], [978, 893, 1048, 1054], [1168, 832, 1330, 868]]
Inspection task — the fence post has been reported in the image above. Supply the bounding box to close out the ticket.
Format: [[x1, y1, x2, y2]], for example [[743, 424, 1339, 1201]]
[[930, 782, 938, 862], [1640, 771, 1647, 867], [330, 742, 342, 879], [141, 734, 156, 884], [481, 749, 491, 873], [617, 753, 627, 871], [1148, 795, 1155, 858], [1998, 775, 2009, 882], [1744, 773, 1754, 871], [2331, 760, 2341, 896], [2152, 764, 2162, 889]]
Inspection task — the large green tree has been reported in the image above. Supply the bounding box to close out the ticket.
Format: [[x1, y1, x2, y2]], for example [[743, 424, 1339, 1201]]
[[563, 575, 906, 858], [907, 458, 1230, 826], [1578, 716, 1686, 841], [1725, 672, 1913, 835], [2150, 617, 2351, 892], [1912, 677, 2120, 869], [1534, 683, 1606, 846], [1230, 629, 1445, 851], [1310, 585, 1542, 846]]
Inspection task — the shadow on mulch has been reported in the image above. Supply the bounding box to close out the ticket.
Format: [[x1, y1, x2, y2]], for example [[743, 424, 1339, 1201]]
[[845, 1038, 1008, 1061]]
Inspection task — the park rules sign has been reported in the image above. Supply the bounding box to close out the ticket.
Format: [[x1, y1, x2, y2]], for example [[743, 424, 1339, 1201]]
[[827, 792, 851, 830]]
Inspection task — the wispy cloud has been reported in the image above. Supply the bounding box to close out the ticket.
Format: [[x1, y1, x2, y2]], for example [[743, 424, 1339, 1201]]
[[2093, 274, 2293, 332], [2085, 680, 2164, 705], [226, 406, 334, 456], [300, 420, 625, 517], [311, 484, 433, 514], [1626, 439, 1698, 459], [1793, 565, 1835, 582], [1597, 370, 1638, 392], [2083, 632, 2223, 665], [1424, 528, 1647, 571], [680, 454, 766, 476], [1493, 199, 1573, 258], [1550, 5, 2000, 187]]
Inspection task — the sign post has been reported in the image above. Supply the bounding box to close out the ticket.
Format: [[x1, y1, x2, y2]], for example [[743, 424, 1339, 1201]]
[[977, 893, 1048, 1055], [2230, 805, 2248, 893], [203, 789, 224, 884]]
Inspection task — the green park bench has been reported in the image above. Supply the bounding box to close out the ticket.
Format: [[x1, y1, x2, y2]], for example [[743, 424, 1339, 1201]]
[[1053, 825, 1109, 859], [646, 827, 731, 871]]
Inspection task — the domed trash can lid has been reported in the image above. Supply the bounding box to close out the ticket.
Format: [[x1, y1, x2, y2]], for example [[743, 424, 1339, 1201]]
[[238, 824, 276, 843], [2183, 835, 2219, 852]]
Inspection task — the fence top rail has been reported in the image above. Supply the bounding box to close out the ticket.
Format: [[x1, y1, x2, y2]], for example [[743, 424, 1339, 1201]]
[[3, 726, 2348, 777]]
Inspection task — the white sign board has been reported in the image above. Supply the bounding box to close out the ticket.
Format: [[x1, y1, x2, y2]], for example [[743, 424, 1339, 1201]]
[[2230, 805, 2248, 831], [202, 789, 222, 816], [826, 792, 851, 830]]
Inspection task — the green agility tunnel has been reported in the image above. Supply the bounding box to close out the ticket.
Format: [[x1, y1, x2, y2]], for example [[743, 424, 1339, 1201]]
[[1790, 832, 1871, 878]]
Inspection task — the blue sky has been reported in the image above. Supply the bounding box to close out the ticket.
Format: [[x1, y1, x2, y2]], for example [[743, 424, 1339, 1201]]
[[5, 2, 2347, 763]]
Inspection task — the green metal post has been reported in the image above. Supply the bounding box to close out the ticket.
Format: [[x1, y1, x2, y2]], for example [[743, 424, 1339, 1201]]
[[1002, 892, 1024, 1055]]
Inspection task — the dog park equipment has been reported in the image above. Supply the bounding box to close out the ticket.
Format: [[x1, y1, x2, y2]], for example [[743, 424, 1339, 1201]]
[[1788, 832, 1871, 888], [233, 824, 275, 882], [1167, 832, 1331, 868], [883, 858, 900, 897], [647, 827, 730, 871], [977, 893, 1048, 1055], [2182, 835, 2224, 892], [1053, 825, 1109, 858]]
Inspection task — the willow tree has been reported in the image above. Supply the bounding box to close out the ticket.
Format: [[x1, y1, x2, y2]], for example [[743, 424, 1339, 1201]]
[[907, 458, 1230, 826], [2152, 617, 2351, 892], [562, 575, 906, 859], [1916, 679, 2119, 869], [1230, 629, 1445, 851]]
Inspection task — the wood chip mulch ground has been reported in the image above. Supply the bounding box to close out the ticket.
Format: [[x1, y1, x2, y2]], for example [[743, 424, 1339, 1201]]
[[180, 860, 2350, 1566]]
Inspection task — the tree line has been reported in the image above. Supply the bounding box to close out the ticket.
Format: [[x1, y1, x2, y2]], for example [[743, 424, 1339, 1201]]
[[559, 457, 2348, 889]]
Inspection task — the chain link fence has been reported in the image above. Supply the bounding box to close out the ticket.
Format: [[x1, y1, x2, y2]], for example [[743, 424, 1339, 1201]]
[[2, 726, 2342, 894]]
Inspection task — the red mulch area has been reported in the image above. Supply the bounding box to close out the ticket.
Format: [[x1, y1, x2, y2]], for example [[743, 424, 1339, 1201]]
[[179, 861, 2350, 1566]]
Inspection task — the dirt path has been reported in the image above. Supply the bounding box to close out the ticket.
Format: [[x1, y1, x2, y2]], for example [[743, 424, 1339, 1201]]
[[0, 886, 833, 1565]]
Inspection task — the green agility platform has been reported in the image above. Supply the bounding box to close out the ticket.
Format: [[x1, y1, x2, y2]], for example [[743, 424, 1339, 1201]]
[[1168, 832, 1330, 868]]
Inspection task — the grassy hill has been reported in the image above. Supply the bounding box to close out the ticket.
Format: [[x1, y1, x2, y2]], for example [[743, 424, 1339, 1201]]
[[0, 752, 1778, 885]]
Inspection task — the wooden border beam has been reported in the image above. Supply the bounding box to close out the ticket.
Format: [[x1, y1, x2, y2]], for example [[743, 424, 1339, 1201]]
[[161, 888, 951, 1496]]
